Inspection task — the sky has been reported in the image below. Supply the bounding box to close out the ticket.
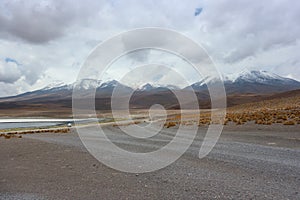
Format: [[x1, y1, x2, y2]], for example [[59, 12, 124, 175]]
[[0, 0, 300, 97]]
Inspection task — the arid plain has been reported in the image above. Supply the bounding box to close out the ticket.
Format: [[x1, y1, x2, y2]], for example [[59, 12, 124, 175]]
[[1, 90, 300, 199]]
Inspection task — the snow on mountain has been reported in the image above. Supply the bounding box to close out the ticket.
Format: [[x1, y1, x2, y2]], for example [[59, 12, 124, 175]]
[[194, 70, 299, 85], [189, 70, 300, 94], [225, 69, 288, 83], [73, 79, 102, 90], [99, 80, 119, 89], [41, 79, 128, 92], [138, 83, 154, 91], [190, 76, 220, 87], [41, 81, 71, 91], [32, 70, 300, 96], [43, 79, 120, 92], [42, 81, 65, 90], [137, 83, 180, 91], [163, 84, 180, 90]]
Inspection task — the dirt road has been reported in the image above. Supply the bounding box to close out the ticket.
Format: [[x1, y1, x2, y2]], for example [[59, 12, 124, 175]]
[[1, 124, 299, 199]]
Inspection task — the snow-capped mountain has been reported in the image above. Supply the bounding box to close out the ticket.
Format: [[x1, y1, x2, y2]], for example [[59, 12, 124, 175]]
[[225, 70, 296, 84], [42, 79, 124, 93], [41, 79, 103, 92], [1, 70, 300, 110], [73, 79, 102, 90], [98, 80, 118, 89], [8, 70, 300, 97], [95, 80, 133, 97], [1, 70, 300, 104], [138, 83, 155, 91], [137, 83, 179, 91], [41, 79, 180, 91], [41, 81, 68, 91], [191, 70, 298, 85], [189, 70, 300, 94]]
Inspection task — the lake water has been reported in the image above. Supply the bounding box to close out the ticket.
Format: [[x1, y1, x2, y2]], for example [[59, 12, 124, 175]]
[[0, 122, 63, 129], [0, 118, 106, 130]]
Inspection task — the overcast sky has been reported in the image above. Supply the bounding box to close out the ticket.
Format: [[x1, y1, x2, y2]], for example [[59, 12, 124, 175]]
[[0, 0, 300, 97]]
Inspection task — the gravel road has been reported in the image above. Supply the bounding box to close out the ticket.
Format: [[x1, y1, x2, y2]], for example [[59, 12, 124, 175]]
[[1, 124, 299, 199]]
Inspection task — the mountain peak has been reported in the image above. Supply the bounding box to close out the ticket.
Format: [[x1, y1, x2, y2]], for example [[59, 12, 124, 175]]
[[189, 69, 300, 94], [138, 83, 154, 91], [99, 80, 120, 88], [73, 79, 102, 90], [233, 70, 285, 83], [137, 83, 180, 91], [15, 70, 300, 99]]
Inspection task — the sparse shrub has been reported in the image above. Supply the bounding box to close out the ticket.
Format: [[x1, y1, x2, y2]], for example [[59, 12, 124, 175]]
[[4, 135, 11, 139], [278, 115, 288, 120], [290, 114, 296, 119], [283, 120, 296, 125], [174, 114, 181, 120], [165, 122, 176, 128], [255, 120, 263, 124], [236, 120, 243, 125], [263, 121, 272, 125]]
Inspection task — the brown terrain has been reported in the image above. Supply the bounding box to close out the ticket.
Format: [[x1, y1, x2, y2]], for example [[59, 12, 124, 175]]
[[0, 89, 299, 118], [160, 89, 300, 128], [1, 88, 300, 200]]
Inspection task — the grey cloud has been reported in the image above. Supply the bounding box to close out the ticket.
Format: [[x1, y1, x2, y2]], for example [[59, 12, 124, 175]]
[[126, 49, 151, 63], [95, 0, 300, 65], [0, 55, 46, 85], [120, 28, 208, 64], [0, 79, 31, 97], [0, 82, 18, 96], [93, 0, 199, 30], [0, 0, 103, 43], [0, 60, 22, 83], [200, 0, 300, 63], [21, 65, 45, 85]]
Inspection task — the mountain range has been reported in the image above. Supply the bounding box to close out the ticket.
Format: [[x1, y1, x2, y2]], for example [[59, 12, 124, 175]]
[[188, 70, 300, 94], [1, 70, 300, 111]]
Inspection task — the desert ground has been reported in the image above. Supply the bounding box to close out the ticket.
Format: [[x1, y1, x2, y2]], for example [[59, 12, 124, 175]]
[[1, 122, 300, 200], [1, 94, 300, 199]]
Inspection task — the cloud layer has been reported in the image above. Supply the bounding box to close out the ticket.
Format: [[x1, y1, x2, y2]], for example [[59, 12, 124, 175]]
[[0, 0, 299, 96]]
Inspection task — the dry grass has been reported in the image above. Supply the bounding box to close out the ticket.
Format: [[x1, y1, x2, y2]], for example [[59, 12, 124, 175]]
[[283, 120, 296, 125], [222, 95, 300, 126], [164, 122, 177, 128], [0, 128, 70, 139], [161, 95, 300, 126], [112, 120, 143, 127]]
